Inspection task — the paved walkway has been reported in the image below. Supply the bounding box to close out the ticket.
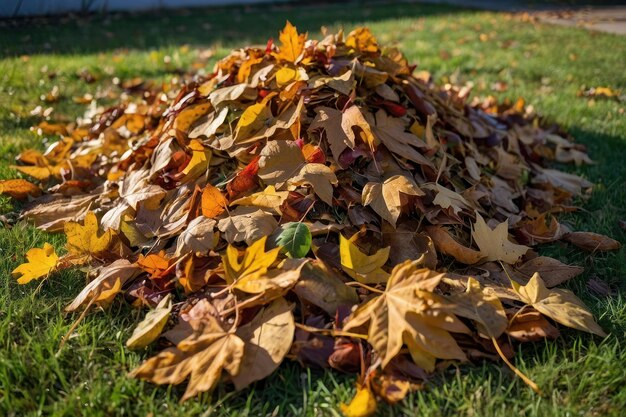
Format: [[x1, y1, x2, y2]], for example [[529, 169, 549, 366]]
[[419, 1, 626, 35]]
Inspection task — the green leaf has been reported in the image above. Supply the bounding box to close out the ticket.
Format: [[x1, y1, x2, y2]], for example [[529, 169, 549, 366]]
[[276, 222, 312, 258]]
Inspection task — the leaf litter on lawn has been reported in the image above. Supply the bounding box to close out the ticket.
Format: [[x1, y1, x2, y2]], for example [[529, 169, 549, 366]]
[[7, 22, 622, 415]]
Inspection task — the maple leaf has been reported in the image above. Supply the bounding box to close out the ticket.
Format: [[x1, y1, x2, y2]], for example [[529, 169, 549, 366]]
[[12, 243, 58, 285], [362, 175, 424, 227], [472, 212, 529, 264], [288, 163, 338, 206], [222, 236, 280, 286], [345, 27, 379, 53], [343, 261, 468, 369], [130, 314, 244, 401], [273, 21, 306, 64], [450, 277, 507, 339], [65, 211, 115, 262], [511, 272, 607, 337]]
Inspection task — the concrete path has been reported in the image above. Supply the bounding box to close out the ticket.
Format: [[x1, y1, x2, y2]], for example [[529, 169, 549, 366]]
[[418, 1, 626, 35]]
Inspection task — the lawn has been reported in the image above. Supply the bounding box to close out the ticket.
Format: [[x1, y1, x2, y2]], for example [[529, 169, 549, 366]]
[[0, 2, 625, 416]]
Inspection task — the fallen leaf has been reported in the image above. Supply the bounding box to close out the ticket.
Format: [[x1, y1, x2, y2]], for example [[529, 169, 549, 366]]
[[362, 175, 424, 227], [0, 179, 41, 200], [563, 232, 621, 252], [511, 272, 606, 337], [12, 243, 58, 284], [472, 212, 529, 264], [127, 294, 173, 349], [340, 234, 390, 284]]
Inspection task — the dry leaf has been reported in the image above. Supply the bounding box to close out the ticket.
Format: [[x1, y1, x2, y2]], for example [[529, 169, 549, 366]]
[[472, 212, 529, 264], [127, 294, 173, 350], [362, 175, 423, 227]]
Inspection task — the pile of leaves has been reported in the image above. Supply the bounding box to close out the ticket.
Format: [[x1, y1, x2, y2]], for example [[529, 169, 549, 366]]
[[5, 23, 621, 415]]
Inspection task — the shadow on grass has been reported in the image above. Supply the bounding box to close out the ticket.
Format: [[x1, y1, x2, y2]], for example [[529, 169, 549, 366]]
[[0, 1, 468, 58]]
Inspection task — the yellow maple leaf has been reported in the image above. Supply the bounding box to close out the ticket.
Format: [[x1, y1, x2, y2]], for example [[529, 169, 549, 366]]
[[222, 236, 280, 286], [65, 211, 114, 261], [273, 21, 306, 64], [339, 234, 390, 284], [12, 243, 58, 284]]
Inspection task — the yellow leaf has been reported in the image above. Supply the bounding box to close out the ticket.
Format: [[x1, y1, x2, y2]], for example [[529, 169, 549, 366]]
[[230, 185, 290, 214], [339, 234, 390, 284], [273, 21, 306, 63], [275, 67, 298, 87], [511, 272, 606, 337], [222, 236, 280, 286], [173, 102, 212, 133], [181, 139, 212, 179], [12, 243, 58, 285], [472, 212, 529, 264], [340, 384, 377, 417], [234, 97, 274, 142], [345, 27, 379, 53], [127, 294, 173, 350], [65, 211, 115, 260]]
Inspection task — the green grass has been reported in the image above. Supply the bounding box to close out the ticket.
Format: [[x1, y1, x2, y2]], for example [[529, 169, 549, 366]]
[[0, 2, 625, 416]]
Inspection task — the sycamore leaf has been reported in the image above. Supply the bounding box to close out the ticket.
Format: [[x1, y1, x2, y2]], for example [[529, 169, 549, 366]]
[[130, 314, 244, 401], [362, 175, 424, 227], [65, 211, 115, 261], [273, 21, 306, 64], [201, 183, 228, 218], [294, 260, 360, 315], [288, 163, 338, 206], [127, 294, 173, 350], [12, 243, 58, 285], [175, 216, 217, 257], [343, 261, 468, 368], [472, 212, 529, 264], [231, 298, 295, 390], [511, 272, 606, 337], [0, 179, 41, 200], [340, 234, 390, 284], [340, 384, 377, 417]]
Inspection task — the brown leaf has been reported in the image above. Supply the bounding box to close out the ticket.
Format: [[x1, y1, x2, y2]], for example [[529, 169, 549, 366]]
[[563, 231, 621, 252]]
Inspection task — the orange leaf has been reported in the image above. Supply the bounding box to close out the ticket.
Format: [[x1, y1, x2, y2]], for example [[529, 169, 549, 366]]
[[0, 179, 41, 200], [201, 183, 228, 218], [272, 21, 306, 64]]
